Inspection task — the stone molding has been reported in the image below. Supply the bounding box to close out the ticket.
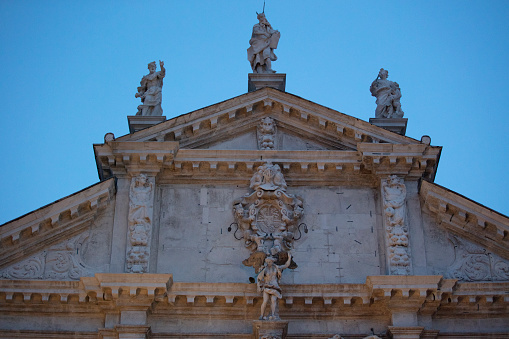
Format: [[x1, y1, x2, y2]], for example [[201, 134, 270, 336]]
[[387, 326, 424, 339], [420, 180, 509, 260], [0, 178, 115, 269]]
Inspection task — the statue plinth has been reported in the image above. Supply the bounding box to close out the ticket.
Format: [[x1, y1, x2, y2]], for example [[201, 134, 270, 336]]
[[248, 73, 286, 93], [369, 118, 408, 136], [252, 320, 288, 339], [128, 115, 166, 134]]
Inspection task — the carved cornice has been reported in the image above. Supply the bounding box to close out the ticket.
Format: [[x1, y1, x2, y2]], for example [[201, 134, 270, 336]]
[[94, 141, 179, 178], [358, 143, 441, 180], [1, 274, 508, 319], [81, 273, 173, 302], [95, 143, 440, 186], [420, 180, 509, 259], [0, 179, 116, 269]]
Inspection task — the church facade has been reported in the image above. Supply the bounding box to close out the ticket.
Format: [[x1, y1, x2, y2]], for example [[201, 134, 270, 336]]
[[1, 14, 509, 339]]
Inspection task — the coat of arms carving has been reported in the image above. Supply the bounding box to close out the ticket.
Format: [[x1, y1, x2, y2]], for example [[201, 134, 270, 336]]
[[233, 162, 304, 273]]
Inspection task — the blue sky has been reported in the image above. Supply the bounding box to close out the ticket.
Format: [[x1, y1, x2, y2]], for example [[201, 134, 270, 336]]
[[1, 1, 508, 224]]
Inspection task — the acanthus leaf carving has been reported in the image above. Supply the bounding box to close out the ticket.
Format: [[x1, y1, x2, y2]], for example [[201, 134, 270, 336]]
[[2, 252, 46, 280], [382, 175, 411, 275], [446, 236, 509, 282], [0, 233, 98, 280]]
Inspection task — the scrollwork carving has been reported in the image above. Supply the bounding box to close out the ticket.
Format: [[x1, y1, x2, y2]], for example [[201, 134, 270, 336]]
[[446, 236, 509, 282], [0, 233, 97, 280], [2, 252, 46, 279]]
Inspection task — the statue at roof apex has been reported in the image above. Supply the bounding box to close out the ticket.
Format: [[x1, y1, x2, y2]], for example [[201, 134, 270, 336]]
[[247, 12, 280, 74], [370, 68, 404, 119], [135, 60, 165, 116]]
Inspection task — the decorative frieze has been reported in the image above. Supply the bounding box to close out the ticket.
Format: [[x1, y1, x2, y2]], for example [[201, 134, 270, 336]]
[[382, 175, 412, 275], [126, 174, 155, 273]]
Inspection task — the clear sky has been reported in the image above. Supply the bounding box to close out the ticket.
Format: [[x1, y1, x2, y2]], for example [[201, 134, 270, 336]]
[[1, 1, 508, 224]]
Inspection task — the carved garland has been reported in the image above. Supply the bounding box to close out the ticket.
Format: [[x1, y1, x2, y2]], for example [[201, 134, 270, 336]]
[[126, 174, 155, 273], [382, 175, 411, 275]]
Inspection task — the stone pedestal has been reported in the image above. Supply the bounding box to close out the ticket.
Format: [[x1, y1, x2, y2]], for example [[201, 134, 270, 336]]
[[369, 118, 408, 136], [128, 115, 166, 134], [388, 326, 424, 339], [248, 73, 286, 92], [252, 320, 289, 339], [115, 325, 151, 339]]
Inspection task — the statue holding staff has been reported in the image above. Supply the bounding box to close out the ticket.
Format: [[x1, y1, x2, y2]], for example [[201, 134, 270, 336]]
[[247, 12, 280, 73]]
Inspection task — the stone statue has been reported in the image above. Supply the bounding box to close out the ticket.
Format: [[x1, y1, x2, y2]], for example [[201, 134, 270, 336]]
[[247, 13, 280, 73], [370, 68, 404, 118], [135, 60, 165, 116], [257, 254, 292, 320]]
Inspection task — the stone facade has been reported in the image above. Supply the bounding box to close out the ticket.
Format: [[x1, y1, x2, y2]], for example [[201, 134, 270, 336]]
[[1, 84, 508, 338]]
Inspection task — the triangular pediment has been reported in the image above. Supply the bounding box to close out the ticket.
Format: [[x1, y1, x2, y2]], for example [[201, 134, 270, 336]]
[[116, 88, 422, 151], [0, 179, 116, 279]]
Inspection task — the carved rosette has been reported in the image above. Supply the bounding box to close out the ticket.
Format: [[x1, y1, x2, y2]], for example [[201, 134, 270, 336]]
[[126, 174, 155, 273], [233, 162, 303, 272], [257, 117, 277, 150], [446, 236, 509, 282], [381, 175, 412, 275]]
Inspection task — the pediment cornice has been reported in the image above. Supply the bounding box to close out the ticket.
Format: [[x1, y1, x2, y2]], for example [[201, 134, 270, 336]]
[[0, 178, 116, 269], [420, 180, 509, 259], [115, 88, 421, 148]]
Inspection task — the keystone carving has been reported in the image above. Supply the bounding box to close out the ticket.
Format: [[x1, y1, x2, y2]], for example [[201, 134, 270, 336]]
[[126, 174, 155, 273], [446, 236, 509, 282], [257, 117, 277, 150], [382, 175, 411, 275]]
